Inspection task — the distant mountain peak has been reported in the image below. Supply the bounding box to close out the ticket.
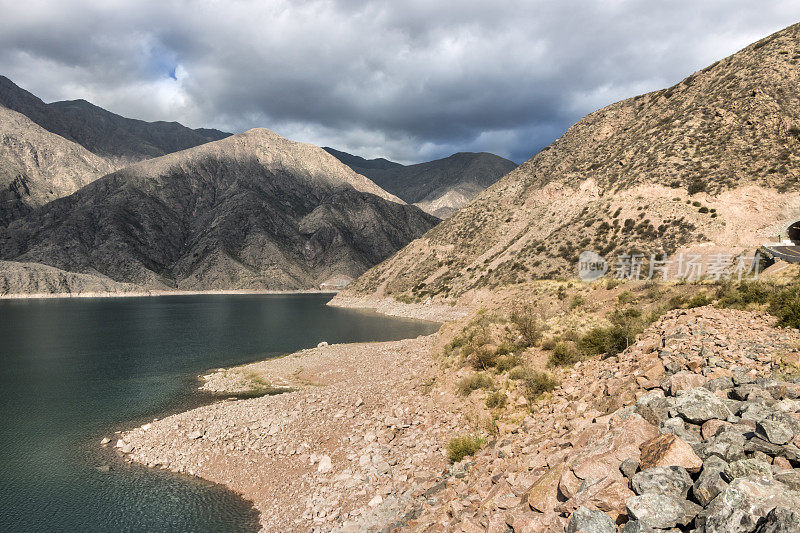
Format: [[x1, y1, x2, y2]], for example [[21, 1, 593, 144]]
[[0, 75, 232, 164], [324, 147, 517, 217]]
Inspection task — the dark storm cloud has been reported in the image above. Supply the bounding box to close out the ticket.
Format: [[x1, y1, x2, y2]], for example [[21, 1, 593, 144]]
[[1, 0, 799, 163]]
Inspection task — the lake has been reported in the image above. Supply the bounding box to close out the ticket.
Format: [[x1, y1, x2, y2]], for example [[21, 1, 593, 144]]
[[0, 293, 438, 532]]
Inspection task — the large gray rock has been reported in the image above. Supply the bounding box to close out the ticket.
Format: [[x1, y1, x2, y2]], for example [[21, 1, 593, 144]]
[[631, 466, 692, 499], [626, 493, 700, 529], [698, 476, 800, 533], [724, 459, 773, 481], [673, 388, 731, 424], [703, 430, 746, 462], [755, 507, 800, 532], [774, 470, 800, 490], [693, 456, 730, 507], [566, 506, 616, 533], [756, 420, 794, 446]]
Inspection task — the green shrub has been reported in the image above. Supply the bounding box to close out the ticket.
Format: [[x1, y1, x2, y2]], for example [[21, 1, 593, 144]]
[[688, 178, 707, 195], [548, 341, 581, 367], [457, 372, 495, 395], [685, 292, 712, 308], [495, 354, 519, 373], [485, 391, 507, 409], [577, 327, 608, 356], [768, 288, 800, 329], [447, 435, 487, 463], [716, 280, 770, 310], [470, 345, 499, 370], [618, 291, 636, 304], [570, 295, 585, 309], [510, 302, 545, 347], [540, 336, 558, 350], [577, 308, 645, 357], [508, 366, 532, 380], [524, 371, 559, 403]]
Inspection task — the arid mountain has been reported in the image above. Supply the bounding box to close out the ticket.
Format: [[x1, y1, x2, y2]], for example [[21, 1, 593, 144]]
[[322, 147, 402, 171], [343, 22, 800, 301], [0, 129, 438, 290], [0, 260, 140, 296], [0, 105, 115, 225], [324, 148, 517, 218], [0, 76, 230, 165]]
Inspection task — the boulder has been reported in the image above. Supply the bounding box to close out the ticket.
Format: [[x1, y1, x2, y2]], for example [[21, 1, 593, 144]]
[[703, 430, 746, 462], [698, 476, 800, 533], [669, 371, 706, 394], [673, 388, 731, 424], [757, 420, 795, 446], [723, 459, 772, 481], [626, 493, 700, 529], [639, 434, 703, 473], [754, 507, 800, 533], [619, 458, 639, 479], [631, 466, 692, 498], [566, 506, 616, 533], [775, 470, 800, 490], [692, 456, 729, 507], [527, 463, 564, 513]]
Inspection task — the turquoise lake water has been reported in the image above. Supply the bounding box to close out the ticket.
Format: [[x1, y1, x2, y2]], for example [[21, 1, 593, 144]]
[[0, 293, 438, 532]]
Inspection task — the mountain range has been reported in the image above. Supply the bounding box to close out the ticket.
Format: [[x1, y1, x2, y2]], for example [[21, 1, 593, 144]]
[[0, 128, 438, 291], [324, 147, 517, 218], [0, 76, 230, 165], [343, 22, 800, 301]]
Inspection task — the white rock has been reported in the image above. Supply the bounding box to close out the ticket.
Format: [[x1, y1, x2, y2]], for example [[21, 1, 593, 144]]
[[318, 455, 332, 473], [368, 495, 383, 507], [317, 341, 329, 348]]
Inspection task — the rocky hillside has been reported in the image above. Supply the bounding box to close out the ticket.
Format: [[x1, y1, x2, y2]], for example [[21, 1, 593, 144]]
[[0, 260, 140, 296], [343, 23, 800, 300], [387, 306, 800, 532], [325, 148, 517, 218], [0, 76, 230, 165], [0, 105, 114, 225], [0, 129, 438, 291]]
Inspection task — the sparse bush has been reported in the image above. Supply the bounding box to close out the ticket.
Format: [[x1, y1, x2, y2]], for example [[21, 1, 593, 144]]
[[768, 288, 800, 330], [524, 371, 559, 403], [447, 435, 487, 463], [688, 178, 707, 195], [457, 372, 495, 396], [510, 301, 546, 347], [494, 354, 519, 373], [716, 280, 770, 310], [570, 295, 585, 309], [618, 291, 636, 304], [577, 308, 646, 357], [540, 336, 558, 351], [485, 391, 507, 409], [577, 327, 608, 356], [684, 292, 712, 308], [470, 344, 499, 370], [508, 366, 532, 380], [548, 342, 581, 367]]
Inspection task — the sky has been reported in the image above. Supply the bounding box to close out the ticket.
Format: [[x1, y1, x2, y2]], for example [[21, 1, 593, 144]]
[[1, 1, 799, 164]]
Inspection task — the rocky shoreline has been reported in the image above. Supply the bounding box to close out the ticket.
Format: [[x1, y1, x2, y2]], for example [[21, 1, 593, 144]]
[[0, 288, 339, 300], [113, 303, 800, 532]]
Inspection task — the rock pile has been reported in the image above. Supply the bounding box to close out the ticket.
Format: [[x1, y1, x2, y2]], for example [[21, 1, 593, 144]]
[[388, 307, 800, 532]]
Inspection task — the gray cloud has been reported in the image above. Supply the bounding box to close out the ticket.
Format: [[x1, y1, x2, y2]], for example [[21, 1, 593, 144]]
[[1, 0, 798, 163]]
